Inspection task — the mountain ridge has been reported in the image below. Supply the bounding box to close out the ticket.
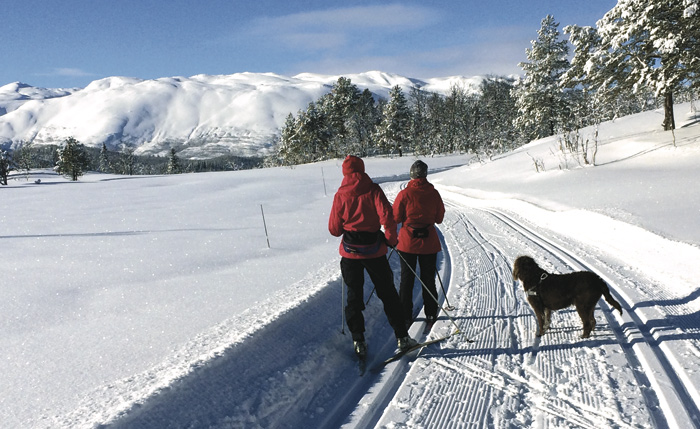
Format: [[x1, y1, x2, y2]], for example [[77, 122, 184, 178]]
[[0, 71, 483, 159]]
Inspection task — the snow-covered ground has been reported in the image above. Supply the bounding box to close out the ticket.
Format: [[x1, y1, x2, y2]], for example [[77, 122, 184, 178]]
[[2, 103, 700, 428]]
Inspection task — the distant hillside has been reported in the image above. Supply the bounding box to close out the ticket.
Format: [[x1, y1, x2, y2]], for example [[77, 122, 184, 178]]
[[0, 71, 482, 159]]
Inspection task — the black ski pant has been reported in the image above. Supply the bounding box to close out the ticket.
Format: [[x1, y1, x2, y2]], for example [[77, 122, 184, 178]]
[[341, 256, 408, 342], [398, 251, 438, 321]]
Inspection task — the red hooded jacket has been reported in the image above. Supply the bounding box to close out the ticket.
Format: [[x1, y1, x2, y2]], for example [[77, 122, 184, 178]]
[[393, 177, 445, 254], [329, 156, 398, 259]]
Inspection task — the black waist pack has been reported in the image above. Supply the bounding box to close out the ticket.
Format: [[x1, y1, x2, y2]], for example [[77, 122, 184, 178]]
[[342, 230, 382, 254], [408, 224, 430, 239]]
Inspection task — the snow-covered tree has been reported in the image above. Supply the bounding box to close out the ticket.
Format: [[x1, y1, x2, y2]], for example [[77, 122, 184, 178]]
[[56, 137, 90, 181], [569, 0, 700, 130], [298, 101, 331, 161], [513, 15, 571, 141], [120, 146, 136, 175], [0, 150, 17, 185], [425, 92, 447, 154], [443, 84, 474, 153], [99, 143, 110, 173], [376, 85, 410, 156], [349, 89, 380, 156], [166, 148, 182, 174], [408, 87, 432, 156], [274, 113, 302, 166], [477, 76, 519, 155], [325, 77, 360, 156]]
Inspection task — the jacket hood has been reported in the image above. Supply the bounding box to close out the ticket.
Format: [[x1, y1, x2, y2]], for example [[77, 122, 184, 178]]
[[342, 155, 365, 176], [338, 156, 373, 196]]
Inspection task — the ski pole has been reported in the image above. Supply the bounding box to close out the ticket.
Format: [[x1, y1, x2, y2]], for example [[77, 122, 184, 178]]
[[435, 268, 455, 311], [395, 250, 461, 335]]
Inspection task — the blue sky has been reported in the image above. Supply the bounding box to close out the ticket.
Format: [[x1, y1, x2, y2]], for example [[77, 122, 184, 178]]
[[3, 0, 617, 89]]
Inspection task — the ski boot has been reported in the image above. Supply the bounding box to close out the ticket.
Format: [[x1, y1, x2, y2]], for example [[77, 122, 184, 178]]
[[397, 336, 418, 352], [354, 340, 367, 359]]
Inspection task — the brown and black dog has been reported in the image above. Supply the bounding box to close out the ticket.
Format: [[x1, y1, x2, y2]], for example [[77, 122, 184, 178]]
[[512, 255, 623, 338]]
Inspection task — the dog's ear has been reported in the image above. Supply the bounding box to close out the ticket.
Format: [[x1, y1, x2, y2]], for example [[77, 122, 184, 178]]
[[512, 256, 524, 280]]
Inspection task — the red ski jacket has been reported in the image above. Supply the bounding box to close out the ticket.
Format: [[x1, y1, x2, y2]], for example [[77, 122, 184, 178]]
[[329, 156, 398, 259], [393, 177, 445, 254]]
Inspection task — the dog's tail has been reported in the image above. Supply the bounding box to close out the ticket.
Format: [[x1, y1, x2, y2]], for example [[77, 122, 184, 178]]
[[602, 285, 623, 315]]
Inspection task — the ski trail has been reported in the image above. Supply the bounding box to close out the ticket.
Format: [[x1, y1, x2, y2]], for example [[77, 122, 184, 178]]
[[76, 183, 700, 429], [375, 196, 661, 428], [77, 258, 407, 428], [487, 207, 700, 428]]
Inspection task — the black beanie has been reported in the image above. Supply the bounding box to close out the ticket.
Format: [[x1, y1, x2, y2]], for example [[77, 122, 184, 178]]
[[410, 160, 428, 179]]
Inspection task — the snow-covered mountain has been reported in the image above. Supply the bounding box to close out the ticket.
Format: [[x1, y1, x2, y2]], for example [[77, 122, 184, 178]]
[[0, 71, 482, 159]]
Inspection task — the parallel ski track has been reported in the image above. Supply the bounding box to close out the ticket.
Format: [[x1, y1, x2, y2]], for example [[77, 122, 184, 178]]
[[98, 185, 700, 429], [481, 206, 700, 429], [374, 194, 700, 429]]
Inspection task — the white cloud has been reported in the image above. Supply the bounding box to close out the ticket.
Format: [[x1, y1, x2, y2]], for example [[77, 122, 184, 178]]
[[253, 4, 439, 32], [242, 4, 441, 52], [36, 68, 96, 77]]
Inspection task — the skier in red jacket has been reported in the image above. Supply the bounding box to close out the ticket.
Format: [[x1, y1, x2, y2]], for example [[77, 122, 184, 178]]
[[329, 155, 417, 359], [393, 160, 446, 329]]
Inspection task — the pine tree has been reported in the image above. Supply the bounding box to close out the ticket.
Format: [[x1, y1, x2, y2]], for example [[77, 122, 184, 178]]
[[443, 84, 473, 153], [325, 77, 361, 156], [352, 89, 380, 156], [426, 92, 447, 154], [275, 113, 302, 166], [0, 150, 16, 185], [477, 76, 519, 155], [99, 143, 110, 173], [298, 101, 331, 162], [513, 15, 571, 141], [570, 0, 700, 131], [408, 87, 432, 156], [166, 148, 181, 174], [120, 146, 136, 175], [56, 137, 90, 181], [376, 85, 410, 156]]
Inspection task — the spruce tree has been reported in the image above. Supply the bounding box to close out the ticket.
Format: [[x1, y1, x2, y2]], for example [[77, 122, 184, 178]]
[[99, 143, 110, 173], [0, 150, 16, 185], [276, 113, 302, 166], [426, 92, 446, 154], [56, 137, 90, 181], [297, 101, 330, 162], [352, 89, 380, 156], [376, 85, 410, 156], [409, 87, 431, 156], [513, 15, 571, 141], [120, 146, 136, 175], [166, 148, 182, 174], [571, 0, 699, 131], [326, 77, 361, 156], [478, 76, 519, 155]]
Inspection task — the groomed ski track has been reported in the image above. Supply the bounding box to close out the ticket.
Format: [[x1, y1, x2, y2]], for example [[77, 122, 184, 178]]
[[96, 183, 700, 429]]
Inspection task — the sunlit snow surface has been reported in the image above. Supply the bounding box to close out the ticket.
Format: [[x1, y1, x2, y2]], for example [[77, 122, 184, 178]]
[[2, 103, 700, 428]]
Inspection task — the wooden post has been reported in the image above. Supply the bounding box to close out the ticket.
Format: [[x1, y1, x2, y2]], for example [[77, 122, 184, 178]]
[[260, 204, 270, 249]]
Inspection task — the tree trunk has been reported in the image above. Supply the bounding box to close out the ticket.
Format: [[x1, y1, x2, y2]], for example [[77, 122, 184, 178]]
[[662, 92, 675, 131]]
